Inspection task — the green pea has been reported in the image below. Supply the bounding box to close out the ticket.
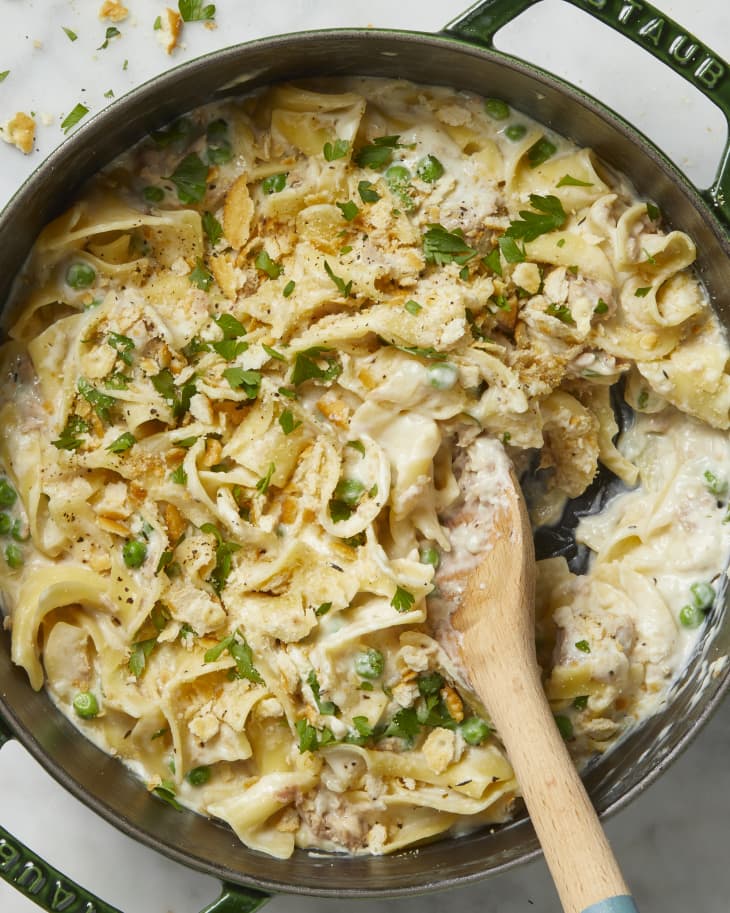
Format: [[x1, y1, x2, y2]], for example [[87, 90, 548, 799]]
[[419, 543, 440, 570], [460, 717, 491, 745], [186, 765, 211, 786], [0, 513, 11, 535], [73, 691, 99, 719], [65, 262, 96, 289], [355, 648, 384, 680], [690, 582, 715, 610], [333, 478, 365, 508], [427, 363, 458, 390], [123, 538, 147, 568], [484, 98, 510, 120], [262, 172, 287, 194], [679, 603, 704, 628], [505, 124, 527, 141], [385, 165, 410, 188], [4, 544, 23, 569], [416, 155, 444, 183], [0, 479, 17, 507]]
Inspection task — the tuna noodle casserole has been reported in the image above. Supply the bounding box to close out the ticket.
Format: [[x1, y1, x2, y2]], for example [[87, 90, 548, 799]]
[[1, 79, 729, 857]]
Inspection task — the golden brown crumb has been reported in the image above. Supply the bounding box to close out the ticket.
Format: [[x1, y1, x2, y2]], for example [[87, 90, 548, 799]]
[[2, 112, 36, 154], [99, 0, 129, 22], [157, 8, 183, 54]]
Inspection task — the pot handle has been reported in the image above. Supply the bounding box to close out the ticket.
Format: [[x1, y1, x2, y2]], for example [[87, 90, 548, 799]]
[[443, 0, 730, 231], [0, 720, 271, 913]]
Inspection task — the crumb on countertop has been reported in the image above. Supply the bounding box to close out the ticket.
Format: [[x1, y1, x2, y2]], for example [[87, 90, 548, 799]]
[[1, 112, 36, 154], [156, 8, 183, 54], [99, 0, 129, 22]]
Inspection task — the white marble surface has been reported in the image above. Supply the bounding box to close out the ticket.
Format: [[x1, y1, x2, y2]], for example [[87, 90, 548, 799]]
[[1, 1, 729, 911]]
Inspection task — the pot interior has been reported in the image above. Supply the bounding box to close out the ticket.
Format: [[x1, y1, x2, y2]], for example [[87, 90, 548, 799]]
[[1, 28, 729, 897]]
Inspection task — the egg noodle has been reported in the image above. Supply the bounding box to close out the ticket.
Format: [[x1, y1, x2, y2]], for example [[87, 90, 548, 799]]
[[1, 79, 729, 857]]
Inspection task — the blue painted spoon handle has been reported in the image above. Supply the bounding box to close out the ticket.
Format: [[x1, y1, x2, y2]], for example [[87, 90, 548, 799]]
[[583, 897, 640, 913]]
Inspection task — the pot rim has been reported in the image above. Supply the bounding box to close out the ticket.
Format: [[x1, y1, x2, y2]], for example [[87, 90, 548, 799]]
[[1, 22, 729, 900]]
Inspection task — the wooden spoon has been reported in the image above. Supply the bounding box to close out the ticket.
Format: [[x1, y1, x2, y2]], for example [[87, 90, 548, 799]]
[[447, 466, 638, 913]]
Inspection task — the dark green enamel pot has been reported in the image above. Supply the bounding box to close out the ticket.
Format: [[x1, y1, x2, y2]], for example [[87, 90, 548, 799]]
[[1, 2, 730, 911]]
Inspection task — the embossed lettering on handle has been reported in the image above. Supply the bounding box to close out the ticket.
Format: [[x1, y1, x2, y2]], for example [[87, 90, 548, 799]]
[[444, 0, 730, 229]]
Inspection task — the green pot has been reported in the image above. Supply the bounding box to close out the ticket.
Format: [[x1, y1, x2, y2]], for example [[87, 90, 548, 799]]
[[1, 2, 729, 912]]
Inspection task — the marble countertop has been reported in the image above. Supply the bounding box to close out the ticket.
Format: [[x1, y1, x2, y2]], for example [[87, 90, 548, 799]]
[[1, 1, 729, 911]]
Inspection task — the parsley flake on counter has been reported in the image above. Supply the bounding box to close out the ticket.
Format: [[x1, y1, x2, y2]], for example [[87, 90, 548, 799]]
[[62, 27, 78, 41], [61, 103, 89, 135], [178, 0, 216, 21], [98, 26, 121, 50], [391, 586, 415, 613]]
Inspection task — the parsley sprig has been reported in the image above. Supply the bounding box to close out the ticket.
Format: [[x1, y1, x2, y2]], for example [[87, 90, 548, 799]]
[[504, 194, 567, 242]]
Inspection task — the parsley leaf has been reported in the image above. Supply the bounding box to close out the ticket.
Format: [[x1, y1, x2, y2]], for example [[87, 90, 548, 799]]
[[262, 343, 286, 362], [255, 249, 282, 279], [384, 707, 420, 744], [290, 347, 342, 386], [52, 415, 90, 451], [62, 27, 77, 41], [228, 635, 264, 683], [107, 332, 135, 365], [498, 236, 526, 263], [211, 338, 247, 360], [354, 135, 402, 170], [278, 408, 302, 435], [391, 586, 415, 613], [404, 300, 422, 315], [635, 286, 652, 297], [358, 180, 380, 203], [178, 0, 216, 21], [546, 303, 575, 325], [167, 153, 208, 204], [504, 194, 567, 242], [646, 202, 661, 222], [255, 462, 276, 495], [324, 261, 352, 297], [283, 280, 296, 298], [307, 670, 339, 716], [527, 137, 557, 167], [336, 200, 359, 221], [128, 637, 157, 677], [189, 259, 214, 291], [214, 313, 247, 339], [107, 432, 136, 453], [61, 103, 89, 135], [323, 139, 350, 161], [202, 211, 223, 246], [556, 174, 593, 188], [152, 368, 197, 420], [223, 368, 261, 399], [482, 247, 502, 276], [423, 224, 476, 266], [77, 378, 114, 423]]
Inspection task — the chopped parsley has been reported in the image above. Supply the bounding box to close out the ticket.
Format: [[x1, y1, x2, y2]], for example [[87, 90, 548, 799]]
[[214, 313, 247, 338], [52, 415, 90, 451], [189, 259, 214, 291], [354, 135, 402, 170], [482, 247, 502, 276], [262, 343, 286, 362], [347, 440, 366, 457], [556, 174, 593, 188], [201, 525, 242, 595], [504, 194, 567, 242], [283, 280, 296, 298], [143, 186, 165, 203], [295, 719, 336, 753], [307, 670, 339, 716], [314, 602, 332, 617], [546, 303, 575, 325], [77, 378, 114, 423], [422, 224, 476, 266], [255, 249, 282, 279], [166, 153, 208, 204], [575, 640, 591, 653], [107, 332, 135, 365], [202, 211, 223, 246], [97, 26, 121, 50], [223, 368, 261, 399], [323, 139, 350, 161], [62, 27, 78, 41], [594, 298, 609, 315], [634, 286, 652, 297], [107, 432, 136, 453], [358, 180, 380, 203], [262, 172, 287, 194], [404, 299, 422, 315], [336, 200, 359, 221], [255, 462, 276, 495], [384, 707, 420, 744], [128, 638, 157, 677], [646, 201, 660, 221], [391, 586, 415, 613], [704, 469, 728, 498], [278, 409, 301, 435], [151, 368, 197, 419], [323, 260, 352, 297], [497, 235, 526, 263]]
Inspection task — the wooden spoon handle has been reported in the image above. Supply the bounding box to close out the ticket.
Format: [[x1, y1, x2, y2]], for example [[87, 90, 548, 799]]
[[489, 669, 638, 913]]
